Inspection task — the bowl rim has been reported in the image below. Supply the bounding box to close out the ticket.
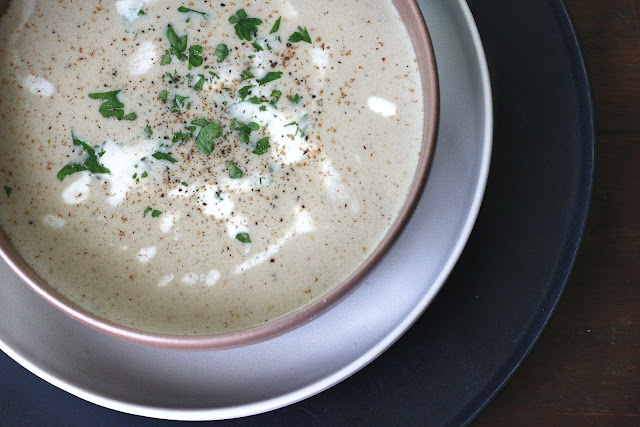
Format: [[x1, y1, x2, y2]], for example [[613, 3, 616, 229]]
[[0, 0, 440, 351]]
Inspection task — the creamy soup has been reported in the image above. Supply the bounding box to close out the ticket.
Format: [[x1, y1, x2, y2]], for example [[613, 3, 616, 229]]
[[0, 0, 424, 335]]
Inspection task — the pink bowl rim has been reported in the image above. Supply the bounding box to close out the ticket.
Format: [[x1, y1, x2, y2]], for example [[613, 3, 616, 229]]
[[0, 0, 440, 351]]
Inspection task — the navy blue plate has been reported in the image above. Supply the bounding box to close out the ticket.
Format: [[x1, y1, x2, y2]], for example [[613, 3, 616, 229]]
[[0, 0, 594, 424]]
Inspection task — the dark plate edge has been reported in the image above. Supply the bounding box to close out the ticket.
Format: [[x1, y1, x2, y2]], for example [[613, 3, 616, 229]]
[[460, 0, 596, 424]]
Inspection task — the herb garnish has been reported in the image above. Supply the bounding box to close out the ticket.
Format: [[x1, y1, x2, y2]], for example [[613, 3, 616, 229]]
[[229, 9, 262, 41], [247, 96, 266, 105], [231, 120, 259, 143], [195, 122, 223, 154], [270, 90, 282, 106], [193, 75, 206, 91], [289, 26, 312, 44], [252, 137, 271, 155], [188, 45, 203, 68], [225, 161, 244, 179], [241, 70, 255, 80], [258, 71, 283, 86], [270, 17, 281, 34], [158, 90, 168, 102], [251, 42, 264, 51], [166, 25, 188, 62], [4, 186, 12, 197], [235, 232, 251, 243], [191, 118, 208, 127], [289, 93, 300, 103], [238, 85, 254, 99], [143, 206, 163, 218], [88, 90, 137, 121], [171, 94, 190, 112], [178, 6, 208, 20], [215, 44, 229, 62], [144, 125, 153, 137], [57, 133, 111, 181], [152, 152, 178, 163], [172, 131, 193, 144]]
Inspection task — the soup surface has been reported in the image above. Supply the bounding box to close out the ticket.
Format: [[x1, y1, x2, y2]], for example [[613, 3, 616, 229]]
[[0, 0, 424, 335]]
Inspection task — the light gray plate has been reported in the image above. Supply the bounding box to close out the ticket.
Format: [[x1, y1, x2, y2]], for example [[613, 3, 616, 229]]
[[0, 0, 492, 420]]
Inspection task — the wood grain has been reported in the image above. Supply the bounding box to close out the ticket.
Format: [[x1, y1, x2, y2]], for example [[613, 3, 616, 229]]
[[476, 1, 640, 424]]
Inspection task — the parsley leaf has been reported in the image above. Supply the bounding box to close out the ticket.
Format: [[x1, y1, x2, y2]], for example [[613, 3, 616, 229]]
[[152, 152, 178, 163], [225, 161, 244, 179], [235, 232, 251, 243], [251, 42, 264, 51], [238, 85, 254, 99], [253, 137, 271, 155], [159, 90, 169, 102], [167, 25, 188, 61], [289, 26, 312, 44], [191, 118, 208, 127], [215, 44, 229, 62], [258, 71, 283, 86], [160, 51, 172, 65], [88, 90, 136, 121], [144, 207, 163, 218], [57, 133, 110, 181], [289, 93, 300, 103], [188, 45, 203, 68], [247, 96, 266, 104], [270, 90, 282, 106], [171, 94, 190, 112], [193, 75, 205, 91], [229, 9, 262, 41], [270, 16, 281, 34], [231, 120, 259, 143], [178, 6, 208, 20], [4, 186, 11, 197], [172, 131, 193, 143], [241, 70, 255, 80], [144, 125, 153, 137], [195, 122, 223, 154]]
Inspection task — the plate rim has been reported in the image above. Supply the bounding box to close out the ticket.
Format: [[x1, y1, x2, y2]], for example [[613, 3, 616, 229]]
[[459, 0, 595, 423], [0, 0, 493, 420]]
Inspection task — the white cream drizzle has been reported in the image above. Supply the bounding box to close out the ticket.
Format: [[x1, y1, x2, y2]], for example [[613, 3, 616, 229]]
[[320, 160, 360, 212], [25, 75, 55, 96], [228, 102, 311, 165], [41, 214, 66, 228], [367, 96, 397, 117], [205, 269, 221, 286], [310, 47, 329, 75], [234, 207, 315, 274], [116, 0, 152, 22], [198, 185, 234, 219], [157, 274, 174, 287], [129, 41, 157, 75], [181, 272, 199, 285], [136, 246, 157, 263], [160, 213, 177, 233], [62, 173, 91, 205], [98, 139, 157, 206]]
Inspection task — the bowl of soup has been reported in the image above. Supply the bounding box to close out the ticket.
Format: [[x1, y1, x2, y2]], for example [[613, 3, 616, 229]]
[[0, 0, 438, 350]]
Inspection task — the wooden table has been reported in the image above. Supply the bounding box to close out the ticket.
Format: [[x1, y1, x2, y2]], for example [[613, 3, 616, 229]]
[[477, 1, 640, 424]]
